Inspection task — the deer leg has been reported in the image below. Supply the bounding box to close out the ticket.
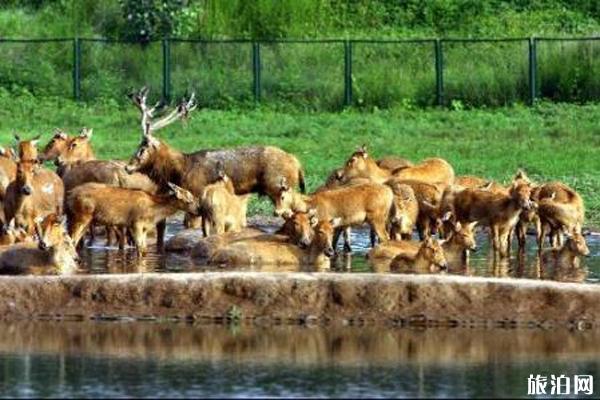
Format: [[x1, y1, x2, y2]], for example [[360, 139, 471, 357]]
[[86, 222, 96, 246], [516, 221, 527, 252], [155, 219, 166, 251], [370, 219, 389, 247], [70, 216, 93, 249], [343, 227, 352, 253], [133, 223, 146, 258], [202, 217, 211, 238]]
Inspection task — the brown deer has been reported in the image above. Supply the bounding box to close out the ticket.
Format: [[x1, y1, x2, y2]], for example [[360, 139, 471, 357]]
[[535, 182, 584, 250], [14, 134, 41, 161], [340, 146, 454, 186], [4, 160, 64, 235], [273, 178, 394, 247], [199, 161, 250, 236], [39, 128, 96, 163], [540, 228, 589, 271], [442, 176, 534, 258], [66, 182, 200, 257], [391, 179, 444, 239], [209, 218, 341, 268], [0, 214, 78, 275], [386, 181, 419, 240], [454, 175, 508, 194], [0, 147, 17, 221], [368, 220, 476, 271], [388, 236, 448, 273], [125, 87, 306, 202]]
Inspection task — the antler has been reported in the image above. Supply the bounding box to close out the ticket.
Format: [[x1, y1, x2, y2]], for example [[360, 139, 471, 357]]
[[130, 87, 197, 137]]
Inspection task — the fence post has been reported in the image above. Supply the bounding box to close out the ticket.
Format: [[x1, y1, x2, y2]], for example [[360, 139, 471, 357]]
[[434, 39, 444, 106], [344, 40, 353, 107], [162, 38, 171, 102], [252, 42, 261, 102], [528, 37, 537, 105], [72, 38, 81, 101]]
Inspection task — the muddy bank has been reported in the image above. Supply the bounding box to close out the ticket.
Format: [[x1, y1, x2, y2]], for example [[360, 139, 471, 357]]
[[0, 273, 598, 328]]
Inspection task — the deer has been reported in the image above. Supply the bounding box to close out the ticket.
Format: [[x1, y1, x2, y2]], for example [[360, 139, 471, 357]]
[[339, 145, 454, 187], [388, 236, 448, 274], [540, 228, 590, 272], [125, 87, 306, 203], [0, 214, 79, 275], [66, 182, 201, 257], [41, 127, 159, 247], [208, 218, 342, 269], [3, 159, 64, 236], [368, 220, 476, 271], [454, 175, 508, 194], [273, 177, 395, 248], [441, 175, 534, 258], [0, 146, 17, 222], [199, 161, 250, 236], [39, 128, 96, 163], [386, 181, 419, 241]]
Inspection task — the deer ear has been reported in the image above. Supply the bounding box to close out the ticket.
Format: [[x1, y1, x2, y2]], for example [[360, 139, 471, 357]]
[[80, 128, 93, 139], [454, 221, 462, 232], [307, 208, 318, 218], [13, 134, 21, 143], [467, 221, 478, 230]]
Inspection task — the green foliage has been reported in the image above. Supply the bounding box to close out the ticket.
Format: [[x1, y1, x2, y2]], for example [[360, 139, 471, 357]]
[[0, 1, 598, 109], [119, 0, 188, 42]]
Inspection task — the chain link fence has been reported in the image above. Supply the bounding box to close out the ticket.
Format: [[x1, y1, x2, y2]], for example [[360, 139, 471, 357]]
[[0, 37, 597, 109]]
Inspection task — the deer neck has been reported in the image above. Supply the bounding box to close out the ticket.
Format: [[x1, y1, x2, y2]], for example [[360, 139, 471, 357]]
[[149, 142, 187, 188], [292, 193, 312, 212], [148, 195, 182, 223]]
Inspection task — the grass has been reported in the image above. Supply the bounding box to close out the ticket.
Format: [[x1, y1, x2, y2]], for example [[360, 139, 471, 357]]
[[0, 93, 599, 226]]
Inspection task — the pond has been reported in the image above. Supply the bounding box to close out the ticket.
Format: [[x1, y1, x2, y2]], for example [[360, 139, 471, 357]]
[[76, 217, 600, 284], [0, 321, 598, 397]]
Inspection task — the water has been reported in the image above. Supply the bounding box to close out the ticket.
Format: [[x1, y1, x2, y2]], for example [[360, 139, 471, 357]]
[[0, 321, 598, 398], [72, 217, 600, 283]]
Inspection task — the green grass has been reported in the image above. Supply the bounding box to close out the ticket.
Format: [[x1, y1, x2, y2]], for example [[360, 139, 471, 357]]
[[1, 93, 599, 226]]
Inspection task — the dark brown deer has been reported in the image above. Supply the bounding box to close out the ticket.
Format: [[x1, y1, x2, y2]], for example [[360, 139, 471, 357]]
[[125, 87, 306, 205]]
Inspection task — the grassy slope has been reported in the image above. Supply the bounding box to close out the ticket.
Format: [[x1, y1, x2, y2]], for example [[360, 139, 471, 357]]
[[1, 95, 598, 225]]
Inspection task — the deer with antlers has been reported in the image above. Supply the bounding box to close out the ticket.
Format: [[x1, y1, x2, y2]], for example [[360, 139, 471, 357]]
[[125, 87, 306, 230]]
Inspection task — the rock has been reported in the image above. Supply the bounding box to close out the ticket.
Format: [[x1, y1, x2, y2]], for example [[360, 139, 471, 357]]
[[165, 228, 205, 252]]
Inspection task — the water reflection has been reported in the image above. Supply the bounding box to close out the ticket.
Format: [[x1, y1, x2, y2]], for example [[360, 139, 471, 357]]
[[0, 321, 598, 397]]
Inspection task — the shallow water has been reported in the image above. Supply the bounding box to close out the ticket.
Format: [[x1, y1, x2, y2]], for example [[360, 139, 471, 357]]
[[74, 217, 600, 284], [0, 321, 598, 398]]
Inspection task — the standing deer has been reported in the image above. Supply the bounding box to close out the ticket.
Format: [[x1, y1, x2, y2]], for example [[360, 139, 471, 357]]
[[125, 87, 306, 215]]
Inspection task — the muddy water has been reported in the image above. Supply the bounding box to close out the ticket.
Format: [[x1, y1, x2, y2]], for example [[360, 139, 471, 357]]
[[0, 321, 598, 397], [75, 217, 600, 284]]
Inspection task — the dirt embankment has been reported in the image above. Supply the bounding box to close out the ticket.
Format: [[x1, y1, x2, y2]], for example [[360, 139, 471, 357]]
[[0, 273, 598, 328]]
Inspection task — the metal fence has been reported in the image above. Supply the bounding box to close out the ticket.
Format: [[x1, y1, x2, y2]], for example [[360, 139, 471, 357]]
[[0, 37, 598, 108]]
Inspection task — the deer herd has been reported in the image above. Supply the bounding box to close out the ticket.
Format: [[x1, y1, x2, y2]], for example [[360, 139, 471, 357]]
[[0, 88, 590, 278]]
